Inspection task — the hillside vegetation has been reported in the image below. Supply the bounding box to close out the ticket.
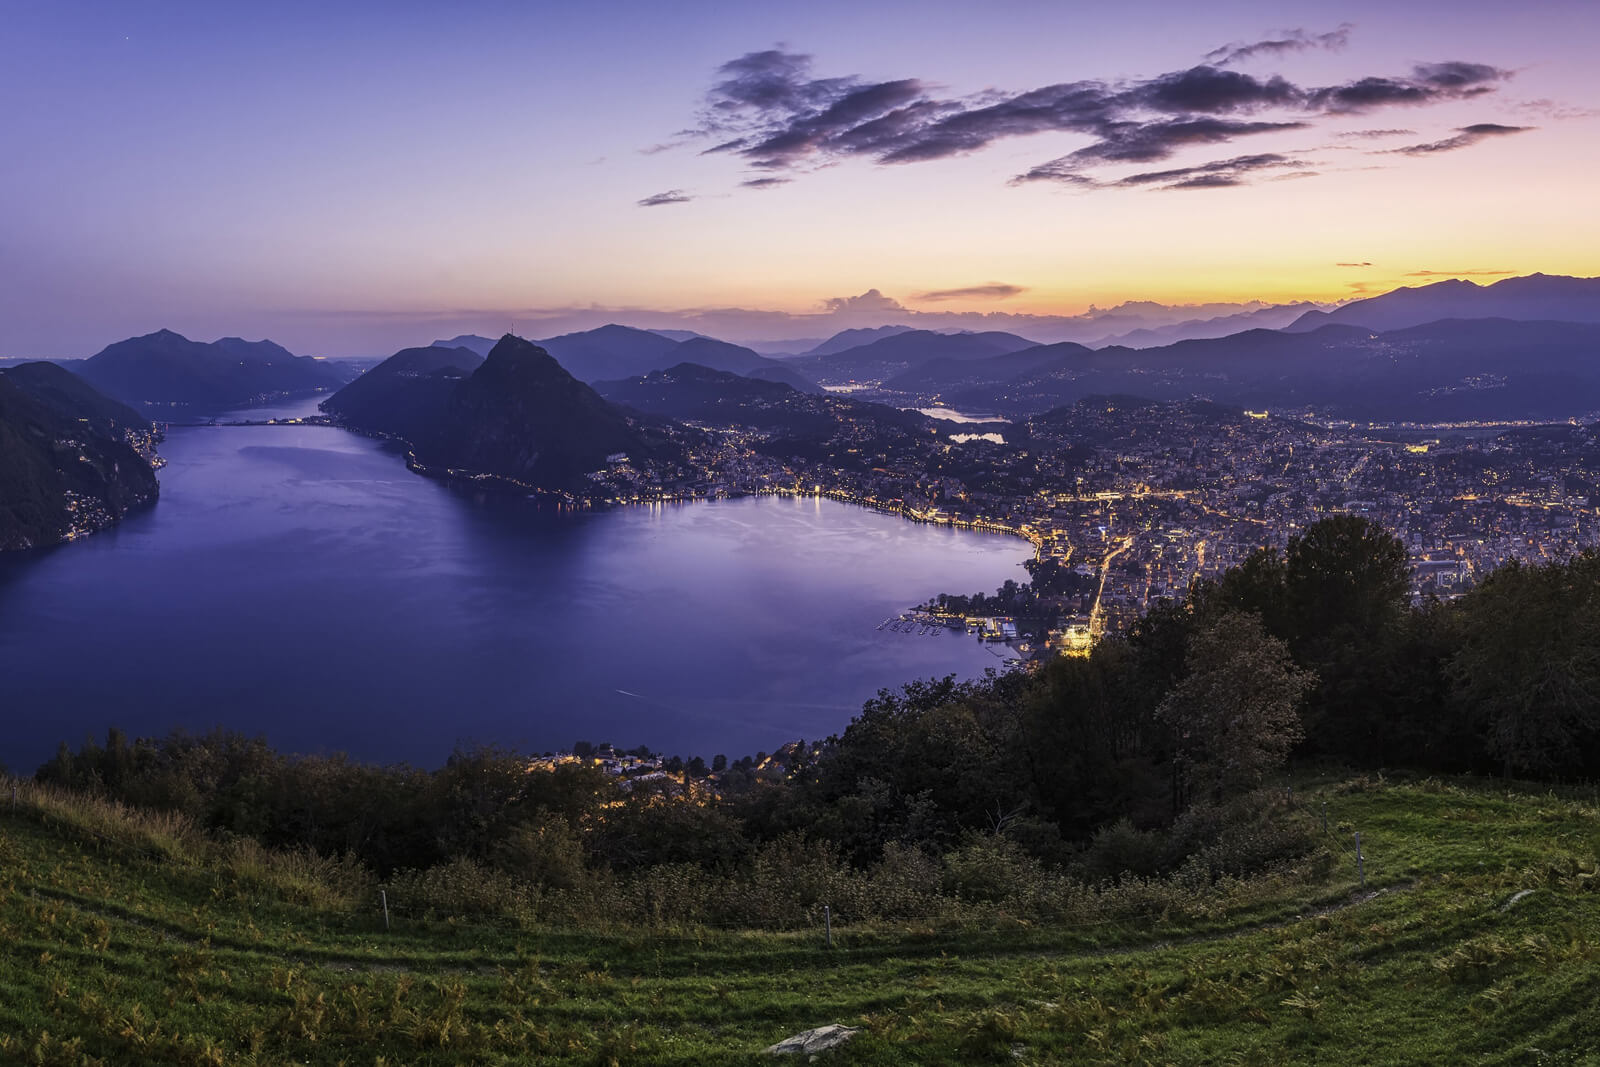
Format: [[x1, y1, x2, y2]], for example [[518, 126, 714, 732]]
[[12, 518, 1600, 1061], [2, 773, 1597, 1064]]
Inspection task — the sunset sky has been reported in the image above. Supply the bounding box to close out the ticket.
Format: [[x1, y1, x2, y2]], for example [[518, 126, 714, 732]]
[[4, 0, 1598, 356]]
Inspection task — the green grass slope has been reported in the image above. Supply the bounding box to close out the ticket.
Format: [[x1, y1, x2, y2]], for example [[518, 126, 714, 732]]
[[1, 775, 1596, 1065]]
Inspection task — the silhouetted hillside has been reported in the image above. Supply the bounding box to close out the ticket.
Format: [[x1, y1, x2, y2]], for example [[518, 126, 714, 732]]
[[1286, 273, 1600, 333], [803, 329, 1039, 380], [886, 341, 1095, 392], [537, 325, 816, 388], [321, 345, 483, 443], [597, 362, 928, 442], [329, 336, 654, 490], [1, 361, 151, 438], [430, 336, 646, 487], [804, 324, 917, 356], [74, 329, 351, 412], [536, 325, 686, 382], [0, 370, 159, 550], [429, 334, 497, 357], [931, 318, 1600, 420]]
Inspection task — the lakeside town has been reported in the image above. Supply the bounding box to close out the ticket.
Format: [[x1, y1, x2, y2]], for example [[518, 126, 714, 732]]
[[573, 389, 1600, 654]]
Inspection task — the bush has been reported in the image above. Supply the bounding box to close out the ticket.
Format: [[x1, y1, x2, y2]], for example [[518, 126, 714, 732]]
[[1076, 818, 1168, 884]]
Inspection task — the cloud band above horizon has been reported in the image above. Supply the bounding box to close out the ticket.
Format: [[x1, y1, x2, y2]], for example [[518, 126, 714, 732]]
[[660, 35, 1521, 195]]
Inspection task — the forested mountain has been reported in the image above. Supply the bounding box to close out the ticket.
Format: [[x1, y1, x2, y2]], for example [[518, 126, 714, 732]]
[[326, 335, 659, 490], [320, 345, 483, 443], [596, 362, 925, 439], [431, 336, 648, 487], [73, 329, 351, 412], [1, 360, 151, 437], [0, 365, 160, 550]]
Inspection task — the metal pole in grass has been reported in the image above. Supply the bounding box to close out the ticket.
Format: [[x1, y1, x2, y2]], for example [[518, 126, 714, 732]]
[[824, 905, 832, 949], [1322, 799, 1328, 834], [381, 890, 390, 932], [1355, 832, 1365, 889]]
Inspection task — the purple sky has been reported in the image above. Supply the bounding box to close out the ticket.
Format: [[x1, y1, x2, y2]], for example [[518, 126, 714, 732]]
[[4, 0, 1597, 356]]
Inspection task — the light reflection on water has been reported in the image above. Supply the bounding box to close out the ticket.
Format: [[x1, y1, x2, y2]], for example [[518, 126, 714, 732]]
[[0, 413, 1028, 770]]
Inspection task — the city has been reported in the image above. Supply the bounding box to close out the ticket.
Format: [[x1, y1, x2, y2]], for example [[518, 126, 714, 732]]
[[567, 386, 1600, 648]]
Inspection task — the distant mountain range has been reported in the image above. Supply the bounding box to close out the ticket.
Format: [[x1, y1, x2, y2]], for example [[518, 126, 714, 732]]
[[885, 342, 1095, 392], [804, 325, 919, 356], [71, 329, 353, 412], [930, 318, 1600, 421], [431, 335, 497, 357], [1287, 274, 1600, 333], [0, 363, 159, 550], [1092, 302, 1323, 348], [533, 324, 820, 390], [795, 329, 1040, 381], [326, 335, 664, 490]]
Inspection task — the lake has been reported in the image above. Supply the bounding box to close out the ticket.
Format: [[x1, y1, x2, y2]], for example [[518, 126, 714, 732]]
[[0, 400, 1031, 771]]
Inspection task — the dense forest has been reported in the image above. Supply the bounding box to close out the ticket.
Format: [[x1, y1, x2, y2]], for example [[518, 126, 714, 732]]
[[32, 517, 1600, 923]]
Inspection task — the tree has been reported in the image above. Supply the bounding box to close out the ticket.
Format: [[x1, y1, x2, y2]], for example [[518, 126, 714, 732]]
[[1450, 552, 1600, 776], [1156, 612, 1315, 805], [1283, 515, 1410, 653]]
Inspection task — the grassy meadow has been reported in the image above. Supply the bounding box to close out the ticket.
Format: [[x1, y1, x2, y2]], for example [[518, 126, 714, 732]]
[[1, 773, 1597, 1065]]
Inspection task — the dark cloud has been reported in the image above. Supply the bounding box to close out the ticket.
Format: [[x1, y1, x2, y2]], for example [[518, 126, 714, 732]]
[[1308, 63, 1506, 114], [913, 283, 1027, 302], [1205, 25, 1352, 66], [637, 189, 692, 207], [1336, 262, 1374, 267], [740, 177, 791, 189], [1414, 62, 1507, 90], [1387, 123, 1532, 155], [1132, 67, 1301, 114], [1014, 129, 1304, 187], [669, 40, 1517, 194], [1072, 119, 1307, 165]]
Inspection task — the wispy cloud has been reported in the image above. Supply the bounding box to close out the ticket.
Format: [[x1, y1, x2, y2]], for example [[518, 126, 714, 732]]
[[1384, 123, 1532, 155], [1114, 152, 1307, 190], [740, 176, 792, 189], [637, 189, 693, 207], [1336, 261, 1373, 267], [1404, 268, 1516, 277], [913, 283, 1027, 302], [661, 35, 1519, 194], [1337, 128, 1415, 139], [1514, 98, 1600, 121], [1204, 24, 1352, 67]]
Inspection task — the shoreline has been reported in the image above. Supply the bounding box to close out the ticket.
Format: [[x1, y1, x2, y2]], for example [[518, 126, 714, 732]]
[[316, 413, 1043, 557]]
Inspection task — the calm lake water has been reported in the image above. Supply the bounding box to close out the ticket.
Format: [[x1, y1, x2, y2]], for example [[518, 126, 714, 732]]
[[0, 399, 1030, 771]]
